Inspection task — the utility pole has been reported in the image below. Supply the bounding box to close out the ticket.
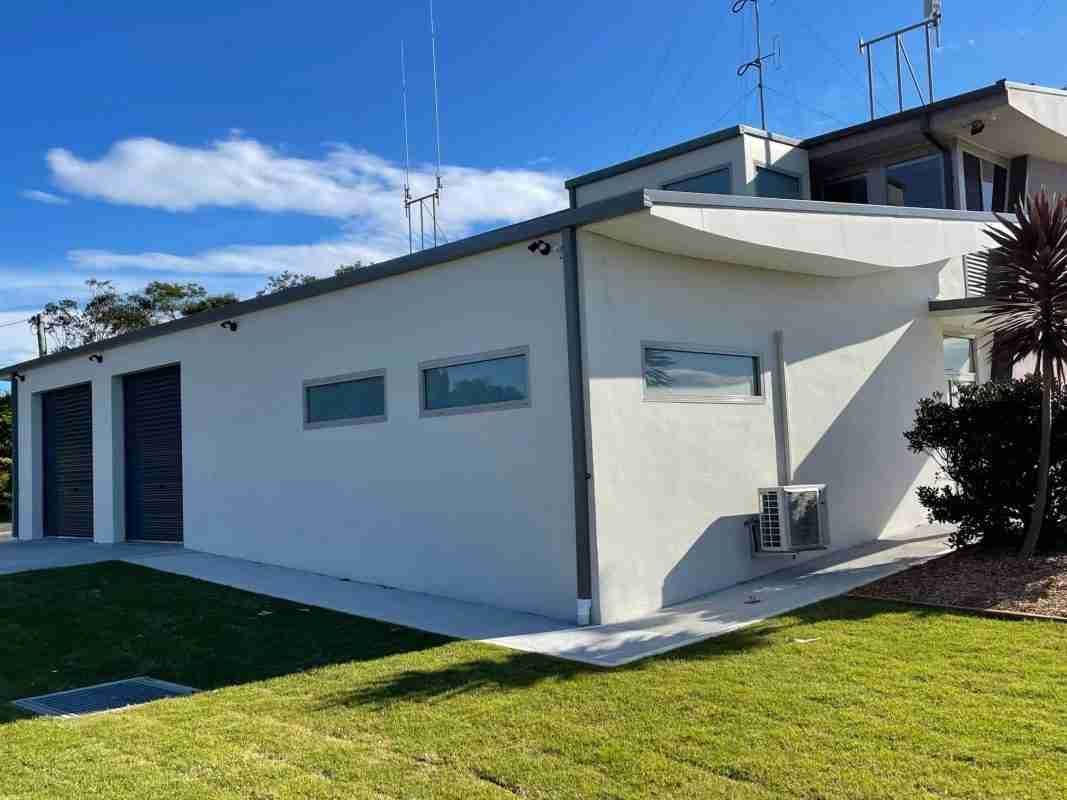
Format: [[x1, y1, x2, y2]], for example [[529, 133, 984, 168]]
[[31, 314, 47, 357]]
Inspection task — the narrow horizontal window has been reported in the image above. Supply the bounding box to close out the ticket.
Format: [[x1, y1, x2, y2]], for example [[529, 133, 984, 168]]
[[304, 371, 386, 428], [754, 166, 801, 200], [421, 348, 530, 417], [664, 167, 731, 194], [643, 344, 762, 402], [823, 174, 868, 204]]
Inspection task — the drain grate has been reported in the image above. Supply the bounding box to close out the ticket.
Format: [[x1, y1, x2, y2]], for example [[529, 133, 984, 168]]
[[12, 677, 197, 717]]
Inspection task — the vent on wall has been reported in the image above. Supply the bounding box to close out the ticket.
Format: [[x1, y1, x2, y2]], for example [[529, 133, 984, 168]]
[[754, 484, 829, 554]]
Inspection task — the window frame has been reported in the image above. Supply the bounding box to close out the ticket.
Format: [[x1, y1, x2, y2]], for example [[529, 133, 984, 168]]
[[885, 153, 946, 209], [418, 345, 532, 418], [640, 341, 765, 405], [942, 335, 978, 406], [822, 173, 869, 204], [752, 163, 803, 200], [661, 164, 734, 195], [959, 143, 1010, 212], [302, 368, 388, 430]]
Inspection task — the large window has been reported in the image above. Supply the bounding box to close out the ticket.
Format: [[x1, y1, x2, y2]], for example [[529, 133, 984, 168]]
[[304, 370, 386, 428], [420, 347, 530, 417], [886, 154, 945, 208], [642, 342, 762, 403], [963, 151, 1008, 212], [823, 175, 868, 204], [663, 167, 731, 194], [943, 336, 977, 405], [754, 166, 801, 200]]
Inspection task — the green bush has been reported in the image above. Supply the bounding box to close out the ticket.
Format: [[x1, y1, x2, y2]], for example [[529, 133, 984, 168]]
[[904, 375, 1067, 550]]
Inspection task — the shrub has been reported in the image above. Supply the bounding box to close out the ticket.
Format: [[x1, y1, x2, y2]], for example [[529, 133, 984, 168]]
[[904, 375, 1067, 551]]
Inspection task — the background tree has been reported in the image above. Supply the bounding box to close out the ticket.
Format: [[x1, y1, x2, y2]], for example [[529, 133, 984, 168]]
[[983, 189, 1067, 556], [257, 262, 366, 296], [37, 279, 238, 352]]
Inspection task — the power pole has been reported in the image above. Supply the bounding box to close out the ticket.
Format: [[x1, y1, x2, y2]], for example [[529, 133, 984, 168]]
[[31, 315, 47, 357]]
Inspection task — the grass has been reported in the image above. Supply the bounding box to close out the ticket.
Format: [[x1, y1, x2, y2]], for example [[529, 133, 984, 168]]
[[1, 562, 1065, 799]]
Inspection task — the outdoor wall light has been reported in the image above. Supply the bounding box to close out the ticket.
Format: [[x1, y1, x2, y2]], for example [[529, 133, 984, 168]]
[[528, 239, 553, 256], [970, 119, 986, 136], [220, 320, 239, 332], [89, 354, 103, 363], [10, 371, 25, 382]]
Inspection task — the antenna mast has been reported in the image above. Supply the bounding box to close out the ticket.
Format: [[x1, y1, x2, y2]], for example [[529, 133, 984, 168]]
[[401, 2, 444, 253], [858, 0, 942, 120], [401, 41, 413, 254], [732, 0, 779, 131]]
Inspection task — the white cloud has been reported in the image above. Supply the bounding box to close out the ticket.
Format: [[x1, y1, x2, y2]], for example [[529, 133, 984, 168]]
[[47, 134, 568, 277], [0, 310, 35, 368], [22, 189, 70, 205], [70, 238, 395, 277], [48, 135, 565, 227]]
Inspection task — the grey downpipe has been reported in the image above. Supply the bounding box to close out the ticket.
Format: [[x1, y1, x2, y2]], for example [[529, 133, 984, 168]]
[[562, 226, 593, 625], [772, 330, 792, 485]]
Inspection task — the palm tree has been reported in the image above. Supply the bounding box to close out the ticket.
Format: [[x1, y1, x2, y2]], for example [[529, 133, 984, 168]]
[[982, 190, 1067, 557]]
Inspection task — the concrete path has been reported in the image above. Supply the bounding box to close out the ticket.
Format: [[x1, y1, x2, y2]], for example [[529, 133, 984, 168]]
[[0, 527, 951, 667]]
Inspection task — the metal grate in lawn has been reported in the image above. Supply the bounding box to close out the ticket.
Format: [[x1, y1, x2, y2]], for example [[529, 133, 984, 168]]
[[12, 677, 197, 717]]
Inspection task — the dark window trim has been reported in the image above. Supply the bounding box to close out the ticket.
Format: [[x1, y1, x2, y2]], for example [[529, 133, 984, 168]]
[[885, 152, 946, 208], [661, 163, 733, 194], [753, 164, 804, 199], [418, 346, 532, 418], [641, 341, 765, 405], [302, 369, 387, 430]]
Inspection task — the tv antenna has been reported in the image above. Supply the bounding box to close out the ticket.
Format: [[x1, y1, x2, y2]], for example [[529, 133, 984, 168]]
[[732, 0, 780, 131], [400, 2, 445, 255], [858, 0, 942, 120]]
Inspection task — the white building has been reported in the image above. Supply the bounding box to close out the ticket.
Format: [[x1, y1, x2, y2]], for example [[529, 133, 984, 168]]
[[6, 80, 1067, 624]]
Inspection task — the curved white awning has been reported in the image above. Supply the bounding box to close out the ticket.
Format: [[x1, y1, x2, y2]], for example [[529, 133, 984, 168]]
[[585, 191, 1000, 277]]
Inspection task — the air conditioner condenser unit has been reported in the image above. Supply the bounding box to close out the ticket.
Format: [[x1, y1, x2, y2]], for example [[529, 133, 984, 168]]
[[755, 484, 829, 554]]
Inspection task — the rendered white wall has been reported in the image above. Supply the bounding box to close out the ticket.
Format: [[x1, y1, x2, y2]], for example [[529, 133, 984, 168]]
[[579, 232, 948, 623], [741, 133, 810, 198], [16, 242, 579, 621], [1028, 156, 1067, 197], [574, 135, 747, 206]]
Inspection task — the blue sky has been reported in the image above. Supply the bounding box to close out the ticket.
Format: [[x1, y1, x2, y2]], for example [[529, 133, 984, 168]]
[[2, 0, 1063, 365]]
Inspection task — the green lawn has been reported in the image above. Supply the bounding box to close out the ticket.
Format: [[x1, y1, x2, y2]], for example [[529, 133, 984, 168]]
[[1, 562, 1064, 799]]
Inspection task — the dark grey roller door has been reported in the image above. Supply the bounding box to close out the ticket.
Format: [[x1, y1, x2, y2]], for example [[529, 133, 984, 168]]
[[42, 383, 93, 538], [124, 365, 183, 542]]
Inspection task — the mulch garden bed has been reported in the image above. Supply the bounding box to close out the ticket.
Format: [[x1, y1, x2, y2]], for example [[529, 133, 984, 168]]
[[851, 546, 1067, 619]]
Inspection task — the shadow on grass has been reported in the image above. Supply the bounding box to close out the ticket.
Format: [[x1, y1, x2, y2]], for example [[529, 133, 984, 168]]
[[0, 560, 450, 724]]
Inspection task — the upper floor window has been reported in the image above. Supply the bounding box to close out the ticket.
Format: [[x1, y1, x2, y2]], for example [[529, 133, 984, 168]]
[[754, 166, 801, 200], [963, 152, 1008, 212], [663, 167, 731, 195], [886, 154, 945, 208], [823, 175, 868, 204]]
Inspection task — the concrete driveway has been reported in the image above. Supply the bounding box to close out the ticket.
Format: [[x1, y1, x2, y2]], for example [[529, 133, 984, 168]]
[[0, 527, 951, 667]]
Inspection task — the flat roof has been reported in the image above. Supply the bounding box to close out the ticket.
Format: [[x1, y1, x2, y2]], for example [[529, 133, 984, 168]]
[[564, 125, 802, 190], [565, 82, 1013, 193], [2, 190, 998, 378]]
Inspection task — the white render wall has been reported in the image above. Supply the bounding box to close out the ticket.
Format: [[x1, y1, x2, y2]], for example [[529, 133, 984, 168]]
[[15, 242, 579, 621], [579, 231, 948, 623], [572, 131, 810, 207]]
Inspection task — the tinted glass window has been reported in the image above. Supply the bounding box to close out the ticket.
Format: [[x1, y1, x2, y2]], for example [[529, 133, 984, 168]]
[[943, 337, 975, 374], [664, 168, 731, 194], [306, 375, 385, 424], [886, 155, 944, 208], [824, 175, 868, 204], [964, 152, 1008, 212], [643, 347, 760, 398], [423, 354, 529, 411], [754, 167, 801, 200]]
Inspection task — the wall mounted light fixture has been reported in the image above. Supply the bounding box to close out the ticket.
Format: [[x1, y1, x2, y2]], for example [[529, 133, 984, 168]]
[[89, 354, 104, 363], [528, 239, 553, 256], [220, 320, 239, 332]]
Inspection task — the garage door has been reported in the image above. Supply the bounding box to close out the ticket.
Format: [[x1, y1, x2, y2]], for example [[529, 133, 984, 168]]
[[124, 365, 183, 542], [42, 383, 94, 538]]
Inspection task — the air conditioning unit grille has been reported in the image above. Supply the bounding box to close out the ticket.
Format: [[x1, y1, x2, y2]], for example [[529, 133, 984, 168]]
[[759, 492, 782, 549]]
